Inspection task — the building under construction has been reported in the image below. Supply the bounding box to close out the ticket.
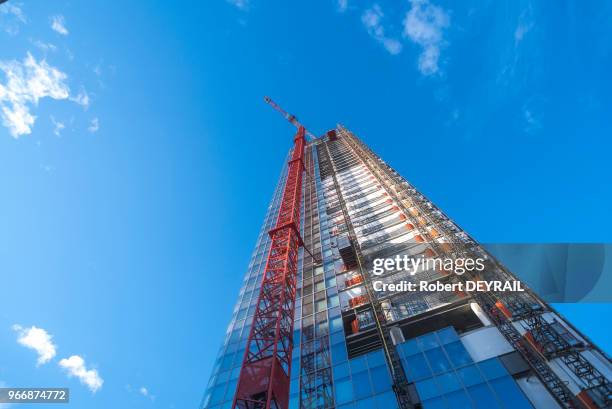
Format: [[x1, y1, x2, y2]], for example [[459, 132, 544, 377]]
[[201, 100, 612, 409]]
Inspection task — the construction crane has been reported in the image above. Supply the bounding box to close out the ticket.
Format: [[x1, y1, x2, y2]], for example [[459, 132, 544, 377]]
[[232, 98, 310, 409], [264, 96, 317, 140]]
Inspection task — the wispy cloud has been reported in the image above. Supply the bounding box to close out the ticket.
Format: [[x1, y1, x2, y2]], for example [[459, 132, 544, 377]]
[[50, 115, 65, 136], [70, 88, 90, 109], [12, 325, 57, 366], [336, 0, 348, 13], [403, 0, 450, 75], [0, 53, 70, 138], [139, 386, 155, 401], [87, 117, 99, 133], [514, 6, 534, 46], [59, 355, 103, 393], [31, 39, 57, 53], [522, 95, 545, 134], [361, 4, 402, 55], [0, 2, 27, 35], [50, 15, 68, 36], [226, 0, 249, 11], [127, 384, 155, 401]]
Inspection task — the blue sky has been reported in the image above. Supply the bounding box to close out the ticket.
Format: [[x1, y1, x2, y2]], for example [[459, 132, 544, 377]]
[[0, 1, 611, 408]]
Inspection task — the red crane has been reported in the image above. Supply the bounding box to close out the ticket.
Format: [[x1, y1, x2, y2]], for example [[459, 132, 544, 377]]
[[232, 97, 310, 409], [264, 96, 317, 140]]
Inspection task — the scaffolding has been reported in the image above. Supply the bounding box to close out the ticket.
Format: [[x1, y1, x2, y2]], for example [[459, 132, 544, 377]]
[[338, 126, 612, 409]]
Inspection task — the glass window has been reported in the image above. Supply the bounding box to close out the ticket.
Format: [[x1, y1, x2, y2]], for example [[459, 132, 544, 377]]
[[355, 396, 375, 409], [335, 378, 354, 405], [328, 294, 340, 309], [349, 356, 368, 374], [352, 370, 373, 399], [417, 333, 439, 351], [334, 362, 350, 380], [478, 358, 507, 381], [375, 391, 399, 409], [444, 341, 472, 368], [315, 299, 327, 313], [331, 331, 344, 345], [416, 377, 441, 400], [403, 353, 432, 381], [489, 376, 533, 409], [329, 306, 341, 318], [369, 365, 392, 394], [467, 383, 502, 409], [331, 342, 348, 363], [217, 369, 231, 384], [230, 366, 241, 380], [366, 350, 386, 367], [330, 316, 343, 333], [422, 396, 448, 409], [444, 389, 472, 409], [315, 281, 326, 292], [425, 348, 451, 374], [437, 327, 459, 345], [435, 372, 461, 394], [224, 379, 238, 400], [209, 384, 226, 405], [398, 338, 418, 357], [456, 364, 483, 387]]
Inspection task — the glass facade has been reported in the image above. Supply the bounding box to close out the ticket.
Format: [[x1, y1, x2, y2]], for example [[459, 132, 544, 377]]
[[202, 127, 612, 409], [398, 327, 533, 409]]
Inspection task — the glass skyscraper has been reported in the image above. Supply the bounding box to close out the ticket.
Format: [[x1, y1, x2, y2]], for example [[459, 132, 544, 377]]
[[201, 127, 611, 409]]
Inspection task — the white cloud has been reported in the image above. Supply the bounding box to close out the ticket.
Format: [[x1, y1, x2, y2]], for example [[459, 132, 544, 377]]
[[336, 0, 348, 13], [0, 53, 70, 138], [59, 355, 103, 393], [522, 96, 545, 134], [31, 39, 57, 53], [514, 6, 534, 45], [227, 0, 248, 11], [70, 88, 89, 108], [361, 5, 402, 55], [50, 115, 65, 136], [0, 2, 27, 35], [139, 386, 155, 401], [50, 15, 68, 36], [403, 0, 450, 75], [12, 325, 57, 366], [87, 117, 99, 133], [127, 384, 155, 401]]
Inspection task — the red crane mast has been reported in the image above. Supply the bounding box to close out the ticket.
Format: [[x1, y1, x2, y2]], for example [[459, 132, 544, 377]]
[[232, 98, 309, 409]]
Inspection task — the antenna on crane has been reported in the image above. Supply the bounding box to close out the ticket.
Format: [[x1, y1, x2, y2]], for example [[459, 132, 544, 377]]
[[264, 96, 317, 140]]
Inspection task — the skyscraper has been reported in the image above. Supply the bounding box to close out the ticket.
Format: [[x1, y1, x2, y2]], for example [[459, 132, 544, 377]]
[[201, 126, 611, 409]]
